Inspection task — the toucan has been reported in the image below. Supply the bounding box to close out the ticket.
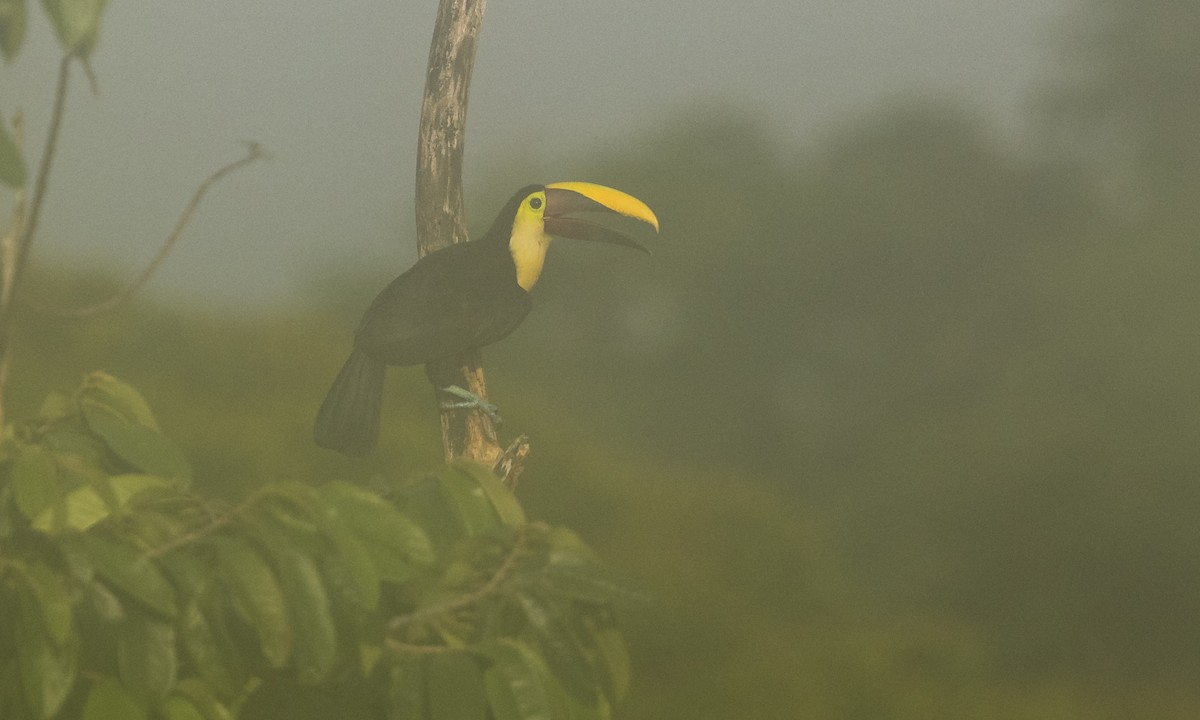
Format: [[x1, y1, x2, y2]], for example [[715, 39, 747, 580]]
[[313, 182, 659, 455]]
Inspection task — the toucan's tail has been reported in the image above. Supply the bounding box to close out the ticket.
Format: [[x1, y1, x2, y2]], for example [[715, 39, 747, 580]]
[[313, 349, 385, 456]]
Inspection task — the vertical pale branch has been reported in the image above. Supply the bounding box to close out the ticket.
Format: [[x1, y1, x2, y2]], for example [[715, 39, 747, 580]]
[[415, 0, 502, 467], [415, 0, 485, 255]]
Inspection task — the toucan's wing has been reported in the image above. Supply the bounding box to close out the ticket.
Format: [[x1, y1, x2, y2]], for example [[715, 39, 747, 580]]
[[353, 244, 532, 366]]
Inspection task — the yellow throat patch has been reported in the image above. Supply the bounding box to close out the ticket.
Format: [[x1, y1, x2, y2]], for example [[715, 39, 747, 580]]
[[509, 190, 551, 291]]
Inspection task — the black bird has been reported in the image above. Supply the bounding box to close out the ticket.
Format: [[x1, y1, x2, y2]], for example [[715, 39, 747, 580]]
[[314, 182, 659, 455]]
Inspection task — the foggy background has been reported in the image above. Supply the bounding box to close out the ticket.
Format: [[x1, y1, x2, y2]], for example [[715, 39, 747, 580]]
[[3, 0, 1066, 305], [6, 0, 1200, 718]]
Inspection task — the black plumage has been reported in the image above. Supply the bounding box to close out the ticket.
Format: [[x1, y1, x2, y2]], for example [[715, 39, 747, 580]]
[[313, 182, 656, 456], [314, 188, 534, 455]]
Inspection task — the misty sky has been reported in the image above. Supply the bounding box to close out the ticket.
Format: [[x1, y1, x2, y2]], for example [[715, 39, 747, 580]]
[[0, 0, 1069, 308]]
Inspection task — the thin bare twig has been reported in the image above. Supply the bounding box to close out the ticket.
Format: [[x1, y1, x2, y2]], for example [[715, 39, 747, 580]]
[[26, 142, 266, 318], [384, 639, 461, 655], [13, 55, 72, 284], [0, 55, 73, 423], [387, 522, 531, 635], [144, 512, 232, 559], [144, 485, 270, 559]]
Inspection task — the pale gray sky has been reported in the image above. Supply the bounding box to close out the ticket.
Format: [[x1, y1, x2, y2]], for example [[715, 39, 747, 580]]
[[0, 0, 1070, 308]]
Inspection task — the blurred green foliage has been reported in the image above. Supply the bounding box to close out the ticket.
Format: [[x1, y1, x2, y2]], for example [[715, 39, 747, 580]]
[[0, 373, 636, 720], [5, 0, 1200, 717]]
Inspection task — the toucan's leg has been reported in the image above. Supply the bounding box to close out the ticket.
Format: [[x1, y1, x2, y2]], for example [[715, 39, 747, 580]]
[[439, 385, 503, 426]]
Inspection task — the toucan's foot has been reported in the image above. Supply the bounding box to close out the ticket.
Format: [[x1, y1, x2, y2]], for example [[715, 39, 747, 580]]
[[439, 385, 503, 426]]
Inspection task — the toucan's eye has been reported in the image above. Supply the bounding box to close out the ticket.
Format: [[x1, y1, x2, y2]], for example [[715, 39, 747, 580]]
[[529, 197, 543, 210]]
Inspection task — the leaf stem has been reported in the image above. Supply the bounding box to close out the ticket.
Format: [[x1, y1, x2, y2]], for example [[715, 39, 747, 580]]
[[387, 523, 534, 641]]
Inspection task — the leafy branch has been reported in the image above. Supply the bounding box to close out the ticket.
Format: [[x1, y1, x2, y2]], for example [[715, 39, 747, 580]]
[[0, 374, 637, 720], [388, 521, 533, 636]]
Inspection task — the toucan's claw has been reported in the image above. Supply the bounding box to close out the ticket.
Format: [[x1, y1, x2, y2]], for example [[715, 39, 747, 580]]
[[439, 385, 503, 426]]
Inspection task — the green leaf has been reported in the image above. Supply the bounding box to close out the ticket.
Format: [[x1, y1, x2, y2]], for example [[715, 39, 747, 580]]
[[393, 474, 464, 550], [359, 643, 382, 676], [39, 0, 108, 57], [543, 529, 647, 607], [434, 465, 502, 537], [318, 480, 435, 579], [481, 639, 554, 720], [545, 527, 602, 565], [81, 373, 159, 429], [0, 0, 26, 62], [83, 400, 191, 480], [80, 678, 147, 720], [117, 613, 177, 702], [483, 666, 524, 720], [273, 552, 336, 683], [541, 563, 647, 608], [452, 461, 526, 528], [16, 605, 78, 719], [562, 687, 611, 720], [86, 580, 123, 622], [0, 109, 23, 186], [387, 655, 426, 720], [315, 505, 380, 611], [237, 678, 346, 720], [586, 621, 631, 703], [43, 428, 109, 488], [85, 532, 178, 618], [56, 535, 94, 582], [13, 445, 59, 523], [252, 499, 325, 558], [516, 593, 598, 702], [33, 473, 170, 533], [158, 551, 209, 598], [426, 652, 487, 720], [174, 680, 233, 720], [0, 432, 16, 463], [19, 561, 73, 646], [38, 389, 74, 420], [33, 484, 105, 533], [213, 537, 291, 667], [179, 600, 240, 699], [110, 472, 173, 503], [0, 487, 15, 541], [159, 694, 205, 720]]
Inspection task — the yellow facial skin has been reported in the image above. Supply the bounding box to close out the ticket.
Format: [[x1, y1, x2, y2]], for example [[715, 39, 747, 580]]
[[509, 190, 551, 291], [507, 183, 659, 292]]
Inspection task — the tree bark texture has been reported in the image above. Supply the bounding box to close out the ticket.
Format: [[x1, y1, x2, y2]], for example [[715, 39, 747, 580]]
[[415, 0, 502, 467]]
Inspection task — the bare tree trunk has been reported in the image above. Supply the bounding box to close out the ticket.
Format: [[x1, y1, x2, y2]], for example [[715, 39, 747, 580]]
[[414, 0, 502, 467]]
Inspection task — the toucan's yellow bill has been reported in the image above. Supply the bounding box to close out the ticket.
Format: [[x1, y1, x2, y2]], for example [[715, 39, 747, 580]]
[[545, 181, 660, 232]]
